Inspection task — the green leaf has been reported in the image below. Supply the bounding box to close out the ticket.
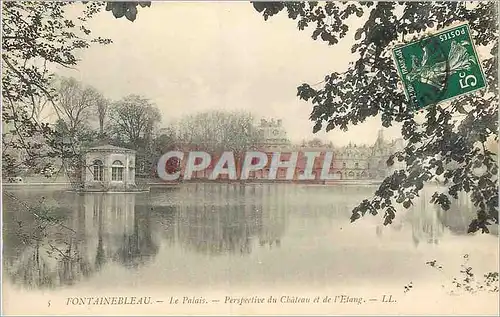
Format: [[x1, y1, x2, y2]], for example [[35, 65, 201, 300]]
[[112, 3, 126, 18], [403, 200, 411, 209], [312, 122, 322, 133], [312, 28, 322, 40], [436, 166, 444, 175], [125, 6, 137, 22], [415, 181, 424, 191], [354, 28, 363, 40], [386, 156, 394, 167], [396, 195, 404, 203]]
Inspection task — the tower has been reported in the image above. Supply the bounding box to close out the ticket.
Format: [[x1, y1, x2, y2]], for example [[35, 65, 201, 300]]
[[377, 129, 384, 142], [257, 118, 290, 149]]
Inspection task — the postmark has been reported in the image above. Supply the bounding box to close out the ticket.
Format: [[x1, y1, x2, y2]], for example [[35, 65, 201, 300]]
[[392, 23, 487, 112]]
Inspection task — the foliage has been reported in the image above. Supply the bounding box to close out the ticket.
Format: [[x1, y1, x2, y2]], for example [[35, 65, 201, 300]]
[[2, 104, 57, 177], [1, 2, 152, 178], [2, 2, 111, 105], [108, 95, 161, 146], [101, 1, 151, 22], [1, 2, 112, 177], [253, 1, 498, 233], [54, 77, 105, 135], [426, 255, 499, 294], [107, 95, 162, 174], [175, 110, 264, 153]]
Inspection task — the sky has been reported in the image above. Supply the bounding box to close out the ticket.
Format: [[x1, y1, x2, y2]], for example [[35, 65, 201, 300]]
[[55, 2, 402, 146]]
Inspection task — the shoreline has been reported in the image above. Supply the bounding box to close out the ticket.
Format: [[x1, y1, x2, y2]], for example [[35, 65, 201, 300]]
[[2, 180, 384, 188], [2, 180, 452, 189]]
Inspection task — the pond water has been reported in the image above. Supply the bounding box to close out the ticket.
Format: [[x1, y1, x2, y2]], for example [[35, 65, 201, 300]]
[[2, 183, 498, 314]]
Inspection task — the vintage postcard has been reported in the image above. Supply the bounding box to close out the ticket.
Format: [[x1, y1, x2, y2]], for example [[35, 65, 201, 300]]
[[1, 1, 499, 316]]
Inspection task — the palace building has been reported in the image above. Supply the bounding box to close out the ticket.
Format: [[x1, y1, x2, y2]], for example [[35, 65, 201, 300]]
[[159, 118, 404, 183], [257, 118, 291, 150], [252, 118, 404, 182]]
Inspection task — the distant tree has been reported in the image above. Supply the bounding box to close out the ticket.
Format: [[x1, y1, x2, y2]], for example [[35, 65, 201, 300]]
[[307, 138, 325, 148], [109, 95, 161, 147], [54, 77, 103, 137], [253, 2, 498, 233], [176, 110, 263, 153], [29, 93, 51, 123], [134, 128, 178, 177], [153, 127, 178, 152]]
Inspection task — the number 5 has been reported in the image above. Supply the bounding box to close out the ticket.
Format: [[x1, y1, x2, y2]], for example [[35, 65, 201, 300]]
[[459, 72, 477, 89]]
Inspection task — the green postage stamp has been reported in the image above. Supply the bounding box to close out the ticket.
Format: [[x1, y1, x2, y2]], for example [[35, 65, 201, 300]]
[[392, 23, 487, 111]]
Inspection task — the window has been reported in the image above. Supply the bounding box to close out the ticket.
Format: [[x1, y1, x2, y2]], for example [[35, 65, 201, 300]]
[[279, 169, 286, 178], [93, 160, 103, 181], [343, 162, 346, 168], [112, 160, 124, 181], [355, 162, 359, 169]]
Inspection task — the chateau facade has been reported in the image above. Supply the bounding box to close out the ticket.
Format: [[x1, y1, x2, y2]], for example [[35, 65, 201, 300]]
[[163, 118, 405, 182], [257, 118, 291, 149], [252, 118, 405, 181]]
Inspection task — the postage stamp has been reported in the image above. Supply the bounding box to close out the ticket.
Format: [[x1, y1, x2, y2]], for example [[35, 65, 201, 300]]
[[392, 23, 487, 111]]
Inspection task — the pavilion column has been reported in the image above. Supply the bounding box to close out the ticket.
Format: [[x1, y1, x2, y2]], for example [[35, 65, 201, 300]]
[[124, 153, 129, 188], [105, 155, 112, 187]]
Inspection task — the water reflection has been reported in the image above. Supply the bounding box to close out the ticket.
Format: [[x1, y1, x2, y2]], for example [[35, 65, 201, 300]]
[[3, 192, 163, 288], [409, 190, 445, 246], [3, 193, 92, 288], [83, 194, 161, 269], [164, 184, 288, 255], [2, 184, 487, 290], [437, 192, 482, 236]]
